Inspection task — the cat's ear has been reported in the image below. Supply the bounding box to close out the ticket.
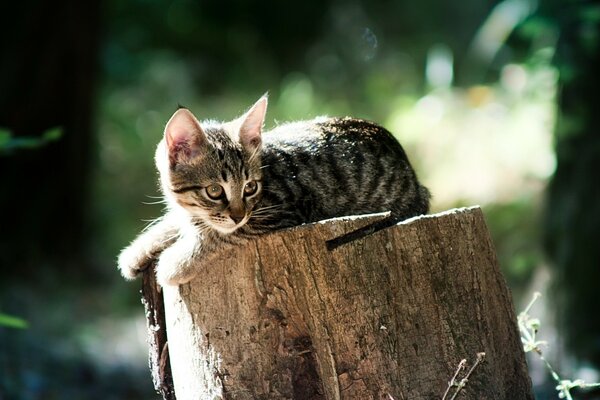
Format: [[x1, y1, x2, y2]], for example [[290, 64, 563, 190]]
[[239, 95, 267, 151], [164, 108, 206, 166]]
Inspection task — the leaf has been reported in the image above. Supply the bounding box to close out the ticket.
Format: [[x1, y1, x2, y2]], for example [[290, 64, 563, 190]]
[[0, 312, 29, 329], [42, 126, 63, 142], [0, 128, 12, 148], [0, 126, 64, 154]]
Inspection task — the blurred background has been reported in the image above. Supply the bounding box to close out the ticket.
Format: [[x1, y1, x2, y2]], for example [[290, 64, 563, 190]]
[[0, 0, 598, 398]]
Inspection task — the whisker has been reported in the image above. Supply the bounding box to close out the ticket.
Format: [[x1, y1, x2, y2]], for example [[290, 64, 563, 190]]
[[250, 209, 296, 219], [251, 211, 283, 218], [191, 218, 211, 232], [142, 199, 167, 205], [160, 233, 180, 245], [253, 204, 284, 212], [250, 210, 290, 218], [250, 213, 295, 221], [248, 217, 276, 222], [248, 147, 261, 162], [255, 208, 286, 217]]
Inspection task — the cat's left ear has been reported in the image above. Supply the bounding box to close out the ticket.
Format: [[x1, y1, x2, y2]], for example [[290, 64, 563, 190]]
[[239, 95, 267, 151], [164, 108, 206, 167]]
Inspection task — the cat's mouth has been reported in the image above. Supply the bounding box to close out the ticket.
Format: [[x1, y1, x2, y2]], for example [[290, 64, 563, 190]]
[[208, 215, 249, 234]]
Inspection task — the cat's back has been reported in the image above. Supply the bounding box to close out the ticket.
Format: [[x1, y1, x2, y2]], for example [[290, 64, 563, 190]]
[[257, 117, 429, 227], [263, 117, 402, 153]]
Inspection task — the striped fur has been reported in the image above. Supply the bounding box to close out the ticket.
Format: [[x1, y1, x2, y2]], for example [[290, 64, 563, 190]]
[[118, 97, 430, 286]]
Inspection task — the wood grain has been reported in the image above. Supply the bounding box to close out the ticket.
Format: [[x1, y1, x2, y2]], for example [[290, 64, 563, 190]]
[[145, 207, 532, 399]]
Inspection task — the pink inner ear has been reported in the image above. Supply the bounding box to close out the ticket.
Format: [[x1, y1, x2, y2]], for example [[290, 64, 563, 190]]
[[240, 96, 267, 150], [239, 123, 261, 149], [167, 130, 193, 162], [165, 109, 205, 165]]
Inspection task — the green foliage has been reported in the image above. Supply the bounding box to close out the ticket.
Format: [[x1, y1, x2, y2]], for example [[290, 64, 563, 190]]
[[0, 126, 63, 154], [96, 0, 558, 307], [1, 0, 588, 397], [0, 312, 28, 329], [485, 199, 543, 292], [519, 293, 600, 399]]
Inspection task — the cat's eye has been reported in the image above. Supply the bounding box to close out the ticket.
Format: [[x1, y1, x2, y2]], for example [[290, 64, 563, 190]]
[[244, 181, 258, 196], [206, 184, 224, 200]]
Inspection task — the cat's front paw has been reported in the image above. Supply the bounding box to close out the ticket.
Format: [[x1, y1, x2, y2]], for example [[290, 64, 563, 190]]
[[117, 244, 155, 280], [155, 245, 198, 287], [155, 265, 196, 287]]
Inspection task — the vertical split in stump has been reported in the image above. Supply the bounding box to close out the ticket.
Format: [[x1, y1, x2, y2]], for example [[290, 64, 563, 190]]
[[142, 265, 175, 399]]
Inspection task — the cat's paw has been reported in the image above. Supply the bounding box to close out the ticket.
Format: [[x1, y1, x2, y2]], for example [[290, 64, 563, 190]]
[[117, 244, 155, 280], [155, 265, 196, 287], [155, 246, 197, 287]]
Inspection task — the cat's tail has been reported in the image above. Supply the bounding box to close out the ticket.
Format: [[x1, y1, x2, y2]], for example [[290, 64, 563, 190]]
[[417, 184, 432, 215]]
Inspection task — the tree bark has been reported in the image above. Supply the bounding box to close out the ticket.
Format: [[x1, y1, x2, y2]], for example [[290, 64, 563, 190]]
[[143, 206, 533, 399], [541, 1, 600, 367], [142, 265, 176, 399]]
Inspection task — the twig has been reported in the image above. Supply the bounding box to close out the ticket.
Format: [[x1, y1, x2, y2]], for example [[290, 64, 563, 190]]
[[518, 292, 600, 400], [442, 359, 466, 400], [441, 353, 485, 400], [450, 353, 486, 400]]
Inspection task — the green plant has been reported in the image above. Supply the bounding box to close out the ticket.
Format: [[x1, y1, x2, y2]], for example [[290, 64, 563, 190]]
[[0, 312, 28, 329], [0, 126, 63, 154], [519, 292, 600, 399]]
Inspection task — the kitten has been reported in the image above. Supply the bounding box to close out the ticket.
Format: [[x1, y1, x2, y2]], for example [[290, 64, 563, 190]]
[[118, 95, 430, 286]]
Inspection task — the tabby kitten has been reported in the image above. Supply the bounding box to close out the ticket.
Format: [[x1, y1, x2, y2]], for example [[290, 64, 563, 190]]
[[118, 96, 430, 286]]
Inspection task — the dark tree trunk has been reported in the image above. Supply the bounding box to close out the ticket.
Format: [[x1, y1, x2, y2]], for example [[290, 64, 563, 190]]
[[0, 1, 100, 276], [541, 1, 600, 367]]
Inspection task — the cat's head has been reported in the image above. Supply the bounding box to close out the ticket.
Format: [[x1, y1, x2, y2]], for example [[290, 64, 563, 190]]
[[155, 96, 267, 234]]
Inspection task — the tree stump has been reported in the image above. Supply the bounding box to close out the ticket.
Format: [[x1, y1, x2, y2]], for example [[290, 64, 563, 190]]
[[141, 206, 533, 400]]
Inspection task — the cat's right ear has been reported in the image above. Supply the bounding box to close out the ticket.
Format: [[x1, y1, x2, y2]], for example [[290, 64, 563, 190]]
[[239, 95, 268, 151], [164, 108, 206, 166]]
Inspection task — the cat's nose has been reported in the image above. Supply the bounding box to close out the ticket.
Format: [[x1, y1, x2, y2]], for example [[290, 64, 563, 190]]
[[230, 214, 244, 224]]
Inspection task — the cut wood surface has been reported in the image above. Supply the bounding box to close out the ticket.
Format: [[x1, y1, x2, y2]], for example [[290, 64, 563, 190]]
[[143, 206, 533, 400]]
